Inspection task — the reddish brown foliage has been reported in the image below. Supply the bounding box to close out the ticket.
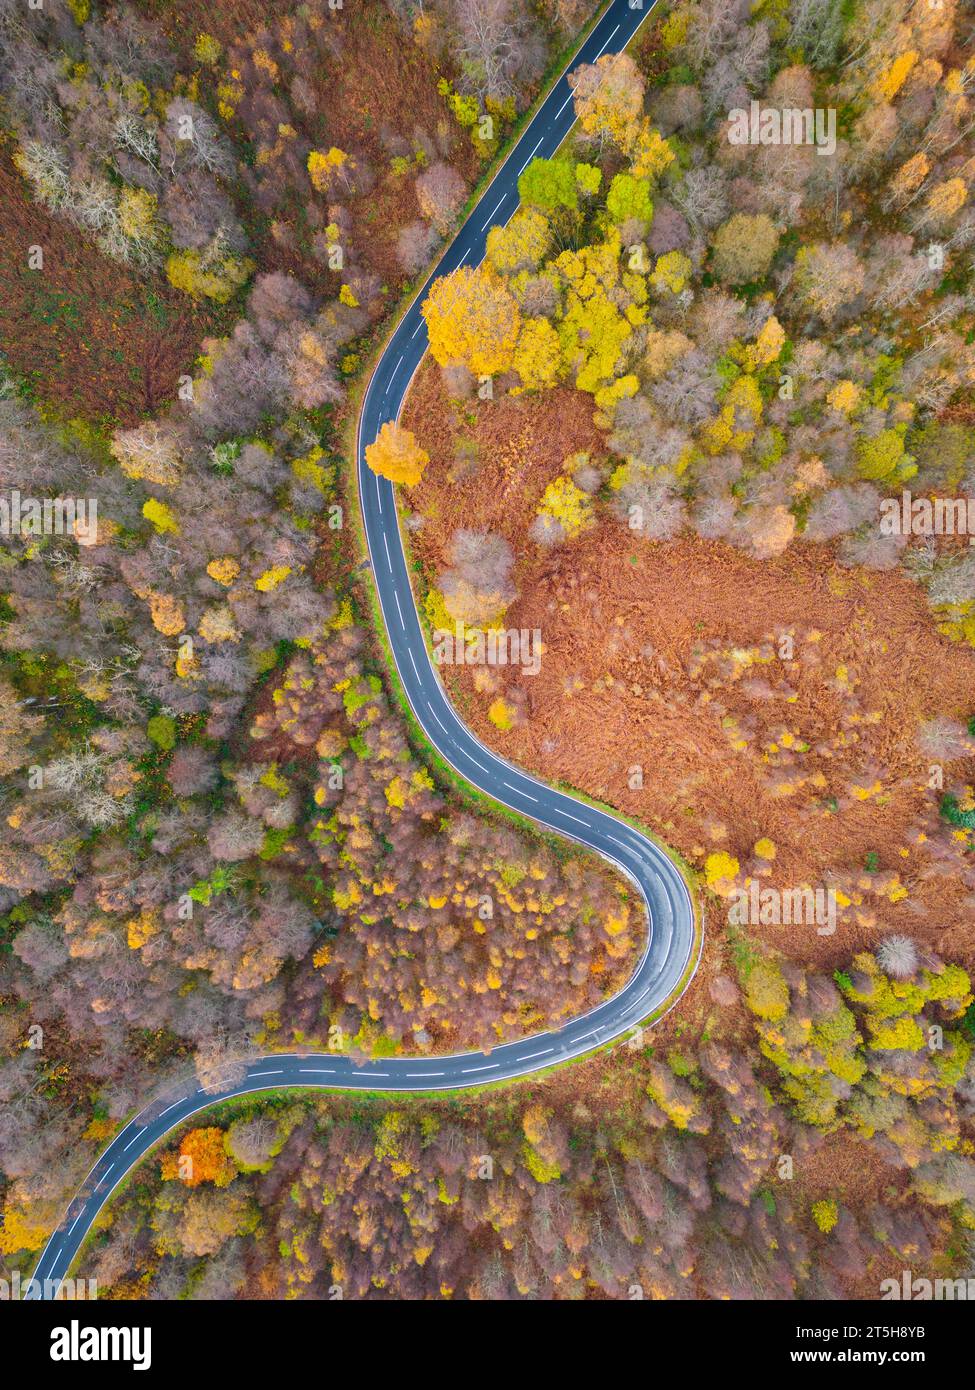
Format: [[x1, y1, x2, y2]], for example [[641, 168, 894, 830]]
[[404, 367, 975, 974], [0, 150, 227, 425]]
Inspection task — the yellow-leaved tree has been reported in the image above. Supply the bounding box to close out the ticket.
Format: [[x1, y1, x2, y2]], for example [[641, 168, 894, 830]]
[[569, 52, 645, 153], [552, 231, 644, 394], [486, 208, 551, 274], [307, 146, 354, 193], [511, 317, 562, 392], [365, 421, 430, 487], [422, 266, 521, 377]]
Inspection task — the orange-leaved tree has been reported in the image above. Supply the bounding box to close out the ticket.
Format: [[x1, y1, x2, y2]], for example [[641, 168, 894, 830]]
[[365, 421, 430, 487], [160, 1126, 238, 1187]]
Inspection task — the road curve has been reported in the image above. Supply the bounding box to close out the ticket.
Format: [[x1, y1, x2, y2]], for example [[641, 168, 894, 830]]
[[29, 0, 698, 1297]]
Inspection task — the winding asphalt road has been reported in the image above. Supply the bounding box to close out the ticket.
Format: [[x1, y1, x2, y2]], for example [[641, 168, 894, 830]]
[[28, 0, 698, 1298]]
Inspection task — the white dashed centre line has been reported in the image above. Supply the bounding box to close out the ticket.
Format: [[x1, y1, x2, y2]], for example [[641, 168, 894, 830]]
[[519, 137, 543, 173], [593, 22, 619, 59], [481, 196, 507, 231], [427, 702, 452, 738], [503, 780, 537, 802]]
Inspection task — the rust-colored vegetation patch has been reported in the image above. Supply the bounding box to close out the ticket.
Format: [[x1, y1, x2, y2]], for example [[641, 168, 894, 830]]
[[794, 1133, 908, 1216], [136, 0, 481, 295], [311, 12, 481, 292], [402, 356, 606, 569], [0, 149, 226, 425], [790, 1133, 932, 1300], [403, 365, 975, 977], [130, 0, 296, 51]]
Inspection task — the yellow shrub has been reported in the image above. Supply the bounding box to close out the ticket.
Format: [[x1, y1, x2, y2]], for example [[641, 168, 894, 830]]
[[536, 474, 593, 539], [255, 565, 292, 593], [143, 497, 179, 534], [705, 851, 740, 888], [206, 556, 240, 586], [166, 247, 254, 303], [488, 697, 515, 731]]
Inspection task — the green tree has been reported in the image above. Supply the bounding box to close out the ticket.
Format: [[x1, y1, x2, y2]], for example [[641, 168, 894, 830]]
[[518, 157, 578, 213], [606, 172, 653, 226]]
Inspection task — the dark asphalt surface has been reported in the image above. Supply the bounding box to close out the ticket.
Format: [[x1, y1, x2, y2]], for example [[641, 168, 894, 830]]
[[29, 0, 698, 1297]]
